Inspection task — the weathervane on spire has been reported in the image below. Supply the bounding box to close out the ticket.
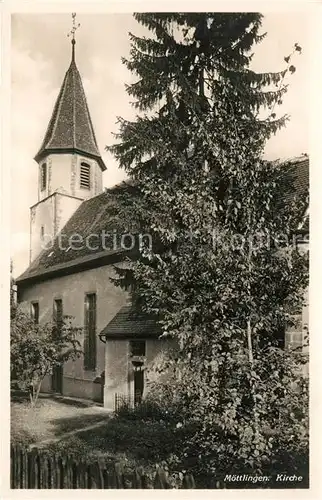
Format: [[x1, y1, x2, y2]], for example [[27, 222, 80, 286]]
[[67, 12, 80, 61]]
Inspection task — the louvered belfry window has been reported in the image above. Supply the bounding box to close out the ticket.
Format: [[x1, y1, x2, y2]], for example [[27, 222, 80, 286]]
[[80, 162, 91, 189], [41, 163, 47, 191], [84, 293, 97, 370]]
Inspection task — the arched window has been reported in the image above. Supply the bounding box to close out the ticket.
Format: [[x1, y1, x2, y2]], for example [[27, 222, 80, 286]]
[[80, 162, 91, 189], [40, 225, 45, 241], [41, 163, 47, 191]]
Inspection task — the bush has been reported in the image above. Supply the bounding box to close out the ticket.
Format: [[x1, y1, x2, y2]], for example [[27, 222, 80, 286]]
[[11, 308, 82, 406], [44, 412, 187, 465], [86, 417, 176, 460], [45, 436, 94, 459], [115, 398, 174, 422], [143, 346, 309, 487], [11, 428, 37, 446]]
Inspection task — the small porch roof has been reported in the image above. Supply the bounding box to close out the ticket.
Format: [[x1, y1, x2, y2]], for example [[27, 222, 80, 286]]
[[99, 306, 161, 341]]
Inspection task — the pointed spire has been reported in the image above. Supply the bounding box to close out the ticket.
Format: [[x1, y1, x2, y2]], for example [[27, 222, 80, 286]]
[[34, 13, 106, 171], [71, 39, 75, 62]]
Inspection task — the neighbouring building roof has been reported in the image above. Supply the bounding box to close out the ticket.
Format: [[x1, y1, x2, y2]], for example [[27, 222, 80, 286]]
[[283, 155, 309, 200], [16, 156, 309, 287], [280, 155, 309, 232], [34, 48, 106, 171], [99, 306, 161, 340]]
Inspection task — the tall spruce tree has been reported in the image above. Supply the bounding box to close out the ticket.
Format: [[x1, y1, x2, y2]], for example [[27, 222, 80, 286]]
[[109, 13, 308, 481]]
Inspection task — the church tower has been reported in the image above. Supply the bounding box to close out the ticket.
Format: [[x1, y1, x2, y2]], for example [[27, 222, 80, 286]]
[[30, 20, 106, 262]]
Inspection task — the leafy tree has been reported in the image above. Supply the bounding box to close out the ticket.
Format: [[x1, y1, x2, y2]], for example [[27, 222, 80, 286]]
[[109, 13, 308, 481], [11, 307, 82, 406]]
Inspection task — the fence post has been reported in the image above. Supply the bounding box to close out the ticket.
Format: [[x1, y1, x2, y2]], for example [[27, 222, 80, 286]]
[[89, 461, 103, 489], [56, 454, 63, 489], [153, 468, 170, 489], [132, 469, 143, 489], [47, 455, 53, 489], [65, 455, 73, 488], [27, 448, 36, 488], [76, 458, 86, 488], [14, 445, 19, 488], [16, 444, 22, 488], [22, 447, 28, 488], [10, 445, 14, 488], [11, 443, 202, 490], [114, 463, 125, 488], [38, 451, 45, 488], [136, 466, 151, 489], [182, 473, 196, 488]]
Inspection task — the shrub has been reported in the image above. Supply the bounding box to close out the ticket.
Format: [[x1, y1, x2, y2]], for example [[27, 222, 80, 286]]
[[11, 308, 82, 406], [11, 428, 37, 446], [115, 398, 174, 422], [44, 436, 94, 459], [144, 346, 309, 486]]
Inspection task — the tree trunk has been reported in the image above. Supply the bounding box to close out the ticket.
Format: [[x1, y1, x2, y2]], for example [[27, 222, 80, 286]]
[[33, 379, 42, 406]]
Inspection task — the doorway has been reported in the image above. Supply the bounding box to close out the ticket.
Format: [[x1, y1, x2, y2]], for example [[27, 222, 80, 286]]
[[134, 369, 144, 405], [129, 340, 146, 405]]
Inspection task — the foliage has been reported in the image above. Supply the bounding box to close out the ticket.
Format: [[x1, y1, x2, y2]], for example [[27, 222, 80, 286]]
[[108, 12, 309, 479], [115, 398, 171, 421], [11, 427, 37, 446], [45, 435, 94, 459], [44, 412, 193, 487], [11, 307, 82, 406]]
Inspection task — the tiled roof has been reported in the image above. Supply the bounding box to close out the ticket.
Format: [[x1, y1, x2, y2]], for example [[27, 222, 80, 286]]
[[284, 156, 309, 201], [16, 181, 140, 284], [99, 306, 161, 340], [17, 157, 309, 286], [34, 57, 106, 171]]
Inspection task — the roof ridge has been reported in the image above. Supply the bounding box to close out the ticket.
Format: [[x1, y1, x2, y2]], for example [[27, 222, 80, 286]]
[[40, 73, 67, 151], [277, 154, 309, 165], [78, 68, 100, 151], [48, 70, 69, 150]]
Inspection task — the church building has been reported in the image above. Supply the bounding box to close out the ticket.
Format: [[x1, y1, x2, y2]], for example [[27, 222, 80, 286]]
[[16, 35, 168, 409], [15, 31, 309, 409]]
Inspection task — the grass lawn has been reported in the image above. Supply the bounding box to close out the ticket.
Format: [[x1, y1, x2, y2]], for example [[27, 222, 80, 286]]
[[11, 395, 111, 446], [47, 416, 176, 459], [41, 414, 182, 483]]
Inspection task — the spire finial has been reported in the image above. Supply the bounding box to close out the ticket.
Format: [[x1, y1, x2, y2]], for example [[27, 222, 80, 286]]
[[67, 12, 80, 61]]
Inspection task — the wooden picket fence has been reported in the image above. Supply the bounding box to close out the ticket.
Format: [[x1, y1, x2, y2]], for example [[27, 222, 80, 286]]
[[10, 444, 196, 489]]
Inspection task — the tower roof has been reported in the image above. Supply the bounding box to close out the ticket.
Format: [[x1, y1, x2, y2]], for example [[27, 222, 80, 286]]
[[34, 47, 106, 171]]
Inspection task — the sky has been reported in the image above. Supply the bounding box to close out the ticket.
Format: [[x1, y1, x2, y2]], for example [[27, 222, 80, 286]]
[[11, 12, 309, 277]]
